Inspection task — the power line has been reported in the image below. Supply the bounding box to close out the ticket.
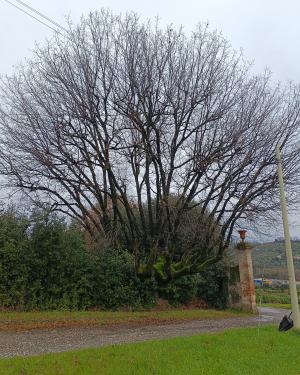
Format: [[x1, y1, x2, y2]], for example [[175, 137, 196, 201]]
[[3, 0, 68, 35], [14, 0, 68, 33]]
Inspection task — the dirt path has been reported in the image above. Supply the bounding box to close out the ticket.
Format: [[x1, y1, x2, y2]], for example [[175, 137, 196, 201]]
[[0, 307, 287, 358]]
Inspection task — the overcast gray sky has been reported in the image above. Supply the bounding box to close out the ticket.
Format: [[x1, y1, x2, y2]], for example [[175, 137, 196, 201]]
[[0, 0, 300, 239], [1, 0, 300, 82]]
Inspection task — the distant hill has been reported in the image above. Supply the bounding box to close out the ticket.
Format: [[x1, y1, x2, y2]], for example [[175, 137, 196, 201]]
[[252, 241, 300, 280]]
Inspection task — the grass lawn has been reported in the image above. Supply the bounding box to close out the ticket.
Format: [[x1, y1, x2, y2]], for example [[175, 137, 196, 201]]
[[256, 287, 300, 310], [0, 308, 247, 331], [1, 326, 300, 375], [256, 288, 292, 304], [262, 303, 292, 309]]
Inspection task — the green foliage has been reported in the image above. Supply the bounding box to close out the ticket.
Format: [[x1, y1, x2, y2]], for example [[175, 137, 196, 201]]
[[0, 209, 158, 311], [252, 241, 300, 279], [25, 216, 95, 310], [159, 275, 199, 305], [93, 250, 157, 310], [256, 288, 300, 304], [0, 211, 30, 309], [0, 210, 94, 310], [158, 262, 228, 309], [0, 209, 229, 311], [196, 262, 229, 309]]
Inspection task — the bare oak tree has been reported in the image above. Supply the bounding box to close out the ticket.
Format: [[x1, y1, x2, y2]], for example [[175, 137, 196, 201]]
[[0, 10, 300, 283]]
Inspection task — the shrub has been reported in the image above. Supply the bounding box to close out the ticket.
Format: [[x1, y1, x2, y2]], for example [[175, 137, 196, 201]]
[[25, 214, 96, 310], [158, 275, 199, 305], [0, 210, 95, 310], [0, 209, 229, 311], [158, 262, 229, 309], [0, 211, 30, 309], [196, 262, 229, 309], [93, 250, 157, 310]]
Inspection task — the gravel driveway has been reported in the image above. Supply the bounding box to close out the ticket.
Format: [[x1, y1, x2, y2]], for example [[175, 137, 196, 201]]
[[0, 307, 288, 358]]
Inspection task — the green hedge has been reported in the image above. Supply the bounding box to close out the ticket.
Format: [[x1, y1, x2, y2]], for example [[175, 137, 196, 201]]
[[0, 209, 228, 311], [93, 250, 157, 309], [159, 262, 228, 309], [0, 211, 95, 310]]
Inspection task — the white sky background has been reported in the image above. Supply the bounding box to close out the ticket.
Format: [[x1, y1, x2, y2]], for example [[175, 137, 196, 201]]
[[0, 0, 300, 240]]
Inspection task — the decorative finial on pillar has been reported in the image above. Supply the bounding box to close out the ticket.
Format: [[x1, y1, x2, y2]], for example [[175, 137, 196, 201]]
[[238, 229, 247, 243]]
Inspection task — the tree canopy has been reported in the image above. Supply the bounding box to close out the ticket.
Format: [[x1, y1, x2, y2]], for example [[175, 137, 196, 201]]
[[0, 10, 300, 282]]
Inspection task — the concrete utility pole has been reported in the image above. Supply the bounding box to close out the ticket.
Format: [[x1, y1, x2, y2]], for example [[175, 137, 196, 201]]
[[276, 144, 300, 329]]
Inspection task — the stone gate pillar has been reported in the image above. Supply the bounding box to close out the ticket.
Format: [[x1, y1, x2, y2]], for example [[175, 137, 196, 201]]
[[236, 230, 257, 313]]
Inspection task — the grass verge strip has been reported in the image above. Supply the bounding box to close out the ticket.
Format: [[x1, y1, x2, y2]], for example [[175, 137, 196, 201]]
[[0, 309, 248, 332], [1, 326, 300, 375]]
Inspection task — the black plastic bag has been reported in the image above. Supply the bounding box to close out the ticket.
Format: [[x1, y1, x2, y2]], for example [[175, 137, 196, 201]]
[[279, 312, 293, 331]]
